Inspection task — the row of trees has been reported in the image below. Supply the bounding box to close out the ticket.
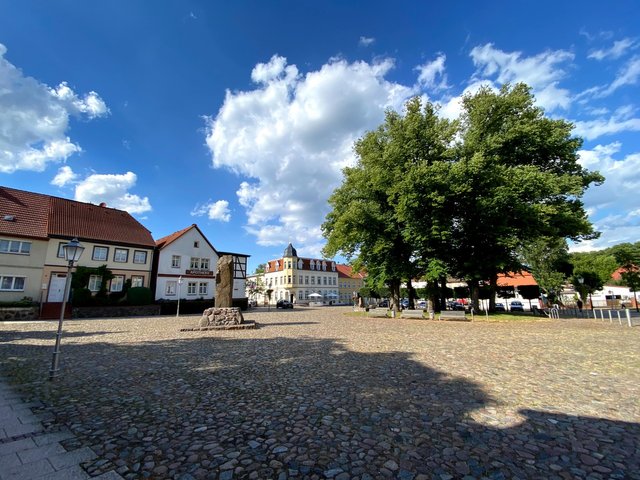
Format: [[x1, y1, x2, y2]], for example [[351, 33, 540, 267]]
[[322, 84, 604, 312]]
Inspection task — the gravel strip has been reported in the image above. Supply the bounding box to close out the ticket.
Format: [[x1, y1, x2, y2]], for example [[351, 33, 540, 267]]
[[1, 306, 639, 479]]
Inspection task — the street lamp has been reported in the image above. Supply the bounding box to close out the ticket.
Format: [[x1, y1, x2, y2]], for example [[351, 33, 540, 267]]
[[176, 276, 183, 317], [49, 238, 84, 381]]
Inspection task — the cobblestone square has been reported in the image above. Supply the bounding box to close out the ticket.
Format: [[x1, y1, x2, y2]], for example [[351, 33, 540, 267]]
[[1, 307, 639, 479]]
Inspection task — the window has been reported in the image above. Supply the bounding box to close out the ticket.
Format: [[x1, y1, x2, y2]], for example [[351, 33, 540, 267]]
[[92, 246, 108, 261], [332, 277, 336, 286], [199, 282, 208, 295], [200, 258, 210, 270], [298, 259, 303, 269], [323, 277, 327, 285], [88, 275, 102, 292], [311, 276, 315, 285], [110, 275, 125, 292], [298, 291, 303, 299], [165, 281, 177, 296], [194, 241, 200, 248], [310, 260, 315, 270], [131, 276, 144, 288], [0, 240, 31, 255], [190, 257, 199, 269], [305, 276, 309, 285], [171, 255, 181, 268], [57, 242, 66, 258], [114, 248, 129, 263], [133, 250, 147, 264], [317, 276, 321, 285], [187, 282, 197, 295], [299, 275, 303, 284], [287, 275, 291, 284], [0, 276, 25, 291]]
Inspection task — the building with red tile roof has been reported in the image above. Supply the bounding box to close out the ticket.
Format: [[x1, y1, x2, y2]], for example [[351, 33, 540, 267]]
[[0, 185, 155, 307], [336, 264, 366, 304]]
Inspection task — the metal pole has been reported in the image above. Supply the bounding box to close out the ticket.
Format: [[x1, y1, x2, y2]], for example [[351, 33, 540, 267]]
[[627, 308, 632, 327], [176, 277, 182, 318], [49, 261, 72, 381]]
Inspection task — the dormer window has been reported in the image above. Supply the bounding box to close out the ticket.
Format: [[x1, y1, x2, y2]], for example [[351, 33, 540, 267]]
[[310, 260, 315, 270], [331, 262, 336, 271], [322, 261, 327, 271], [275, 260, 280, 269], [265, 263, 270, 272], [298, 259, 303, 269]]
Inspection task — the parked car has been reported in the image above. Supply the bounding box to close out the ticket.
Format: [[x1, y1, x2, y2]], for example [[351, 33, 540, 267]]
[[452, 301, 466, 311], [417, 300, 427, 309], [494, 303, 506, 312], [378, 299, 389, 308], [400, 299, 409, 309], [510, 300, 524, 312], [276, 300, 294, 309]]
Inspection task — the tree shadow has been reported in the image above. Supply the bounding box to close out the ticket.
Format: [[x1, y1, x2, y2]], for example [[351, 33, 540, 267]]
[[0, 330, 121, 343], [0, 334, 638, 479]]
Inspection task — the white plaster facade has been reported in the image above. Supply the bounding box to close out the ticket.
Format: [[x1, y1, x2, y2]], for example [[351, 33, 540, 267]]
[[155, 227, 218, 301]]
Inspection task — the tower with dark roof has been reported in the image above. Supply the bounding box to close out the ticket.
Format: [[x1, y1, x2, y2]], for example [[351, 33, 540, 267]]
[[283, 243, 297, 258]]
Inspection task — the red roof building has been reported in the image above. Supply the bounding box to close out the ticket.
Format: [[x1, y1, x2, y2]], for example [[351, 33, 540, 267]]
[[0, 185, 155, 307]]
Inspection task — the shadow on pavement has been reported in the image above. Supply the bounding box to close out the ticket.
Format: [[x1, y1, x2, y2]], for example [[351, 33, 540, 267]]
[[0, 333, 638, 479]]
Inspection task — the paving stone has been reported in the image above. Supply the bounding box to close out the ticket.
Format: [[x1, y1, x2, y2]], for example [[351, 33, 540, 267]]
[[1, 310, 639, 480], [1, 458, 55, 480]]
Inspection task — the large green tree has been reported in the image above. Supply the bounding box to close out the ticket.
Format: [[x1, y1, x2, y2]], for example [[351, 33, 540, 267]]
[[447, 84, 603, 309], [323, 98, 452, 311]]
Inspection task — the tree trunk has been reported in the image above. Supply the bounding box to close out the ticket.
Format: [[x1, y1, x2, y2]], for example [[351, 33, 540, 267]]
[[489, 274, 497, 311], [439, 275, 448, 311], [407, 278, 414, 309], [389, 279, 401, 313], [469, 279, 480, 311], [428, 280, 440, 313]]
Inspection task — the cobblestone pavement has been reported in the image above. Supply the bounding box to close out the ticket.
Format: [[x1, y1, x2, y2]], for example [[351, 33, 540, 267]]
[[1, 307, 639, 479]]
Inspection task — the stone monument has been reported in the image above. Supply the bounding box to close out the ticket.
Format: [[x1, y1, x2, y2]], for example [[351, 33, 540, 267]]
[[215, 255, 234, 308], [182, 255, 256, 330]]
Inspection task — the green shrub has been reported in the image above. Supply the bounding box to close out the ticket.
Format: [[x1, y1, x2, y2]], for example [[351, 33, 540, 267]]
[[0, 297, 38, 308], [72, 288, 93, 306], [127, 287, 153, 306]]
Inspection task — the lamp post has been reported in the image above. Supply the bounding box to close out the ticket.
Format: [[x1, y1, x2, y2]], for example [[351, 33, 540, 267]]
[[49, 238, 84, 381], [176, 276, 183, 317]]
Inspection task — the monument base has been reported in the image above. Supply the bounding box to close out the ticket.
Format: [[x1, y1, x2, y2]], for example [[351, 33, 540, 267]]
[[179, 307, 257, 331]]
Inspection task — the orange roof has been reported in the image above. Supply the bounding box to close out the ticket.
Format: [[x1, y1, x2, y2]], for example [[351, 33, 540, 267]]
[[0, 186, 50, 240], [497, 271, 538, 287], [336, 264, 365, 279], [1, 186, 155, 247]]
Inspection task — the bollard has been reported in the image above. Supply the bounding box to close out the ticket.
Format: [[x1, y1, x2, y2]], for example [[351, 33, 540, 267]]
[[617, 310, 622, 325], [608, 310, 612, 323], [627, 308, 632, 327]]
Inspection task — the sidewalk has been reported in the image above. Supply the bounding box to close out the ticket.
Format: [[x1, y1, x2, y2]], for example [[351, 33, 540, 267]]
[[0, 378, 121, 480]]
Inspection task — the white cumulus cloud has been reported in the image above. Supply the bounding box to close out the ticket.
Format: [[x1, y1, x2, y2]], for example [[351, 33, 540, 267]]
[[416, 54, 449, 91], [205, 55, 415, 252], [0, 43, 108, 173], [359, 36, 375, 47], [588, 38, 638, 61], [576, 142, 640, 249], [74, 171, 151, 214], [191, 200, 231, 222], [573, 105, 640, 140], [469, 43, 574, 111], [51, 165, 79, 187]]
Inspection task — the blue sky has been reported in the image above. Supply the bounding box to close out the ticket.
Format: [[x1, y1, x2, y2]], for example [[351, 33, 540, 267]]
[[1, 1, 639, 273]]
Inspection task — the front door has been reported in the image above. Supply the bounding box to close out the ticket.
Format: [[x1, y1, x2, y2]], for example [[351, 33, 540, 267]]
[[47, 274, 68, 302]]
